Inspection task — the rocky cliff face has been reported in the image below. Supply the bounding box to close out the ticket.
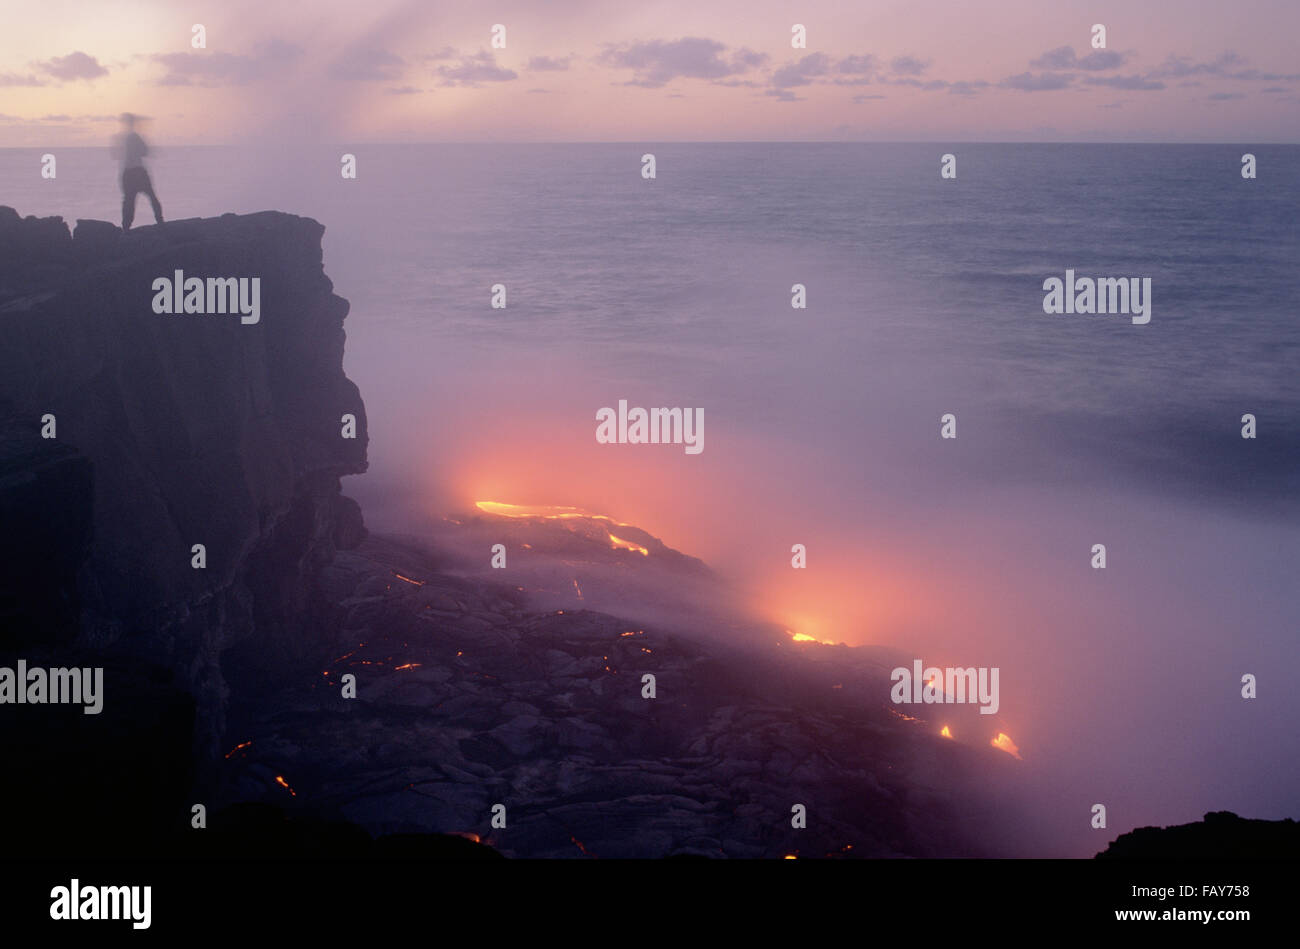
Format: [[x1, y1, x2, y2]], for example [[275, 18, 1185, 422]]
[[0, 207, 368, 756]]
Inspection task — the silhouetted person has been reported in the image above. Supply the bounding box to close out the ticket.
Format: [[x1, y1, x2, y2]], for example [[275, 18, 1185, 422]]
[[114, 113, 163, 231]]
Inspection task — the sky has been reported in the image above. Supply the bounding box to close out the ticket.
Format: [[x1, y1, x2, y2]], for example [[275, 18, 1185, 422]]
[[2, 0, 1298, 145]]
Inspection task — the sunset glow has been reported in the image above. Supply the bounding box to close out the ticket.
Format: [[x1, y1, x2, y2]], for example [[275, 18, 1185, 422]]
[[3, 0, 1297, 146]]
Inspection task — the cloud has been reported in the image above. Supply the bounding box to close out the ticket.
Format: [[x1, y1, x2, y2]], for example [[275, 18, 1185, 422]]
[[421, 46, 457, 61], [1147, 51, 1299, 82], [1030, 47, 1128, 71], [885, 77, 948, 89], [1084, 74, 1165, 91], [771, 52, 831, 88], [1261, 86, 1288, 93], [435, 49, 517, 86], [0, 111, 115, 124], [947, 80, 989, 96], [0, 73, 43, 86], [1208, 91, 1245, 100], [328, 48, 405, 81], [1146, 52, 1244, 79], [528, 88, 550, 94], [765, 88, 802, 101], [837, 54, 877, 76], [1002, 71, 1073, 91], [598, 37, 767, 87], [890, 55, 929, 76], [36, 51, 108, 81], [852, 94, 885, 102], [526, 55, 571, 71], [1225, 67, 1300, 81], [152, 38, 301, 86], [384, 85, 421, 95], [1100, 100, 1126, 109], [831, 54, 876, 85]]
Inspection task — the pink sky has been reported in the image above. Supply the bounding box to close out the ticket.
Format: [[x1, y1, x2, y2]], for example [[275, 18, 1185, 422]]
[[2, 0, 1298, 145]]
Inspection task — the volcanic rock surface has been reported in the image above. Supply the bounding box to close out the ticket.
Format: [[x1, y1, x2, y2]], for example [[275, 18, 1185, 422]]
[[214, 518, 1021, 859]]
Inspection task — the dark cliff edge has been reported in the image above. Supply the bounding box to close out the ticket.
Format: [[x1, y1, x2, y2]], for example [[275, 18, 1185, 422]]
[[0, 207, 368, 853], [1096, 811, 1300, 859]]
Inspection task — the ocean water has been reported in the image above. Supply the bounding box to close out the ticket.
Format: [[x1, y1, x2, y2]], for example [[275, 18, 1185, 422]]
[[4, 143, 1298, 855]]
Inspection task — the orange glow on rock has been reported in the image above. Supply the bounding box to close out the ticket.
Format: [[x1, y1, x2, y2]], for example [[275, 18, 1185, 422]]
[[940, 725, 953, 739], [786, 629, 839, 646], [606, 533, 649, 556], [475, 500, 589, 519], [223, 740, 253, 759], [991, 732, 1023, 759]]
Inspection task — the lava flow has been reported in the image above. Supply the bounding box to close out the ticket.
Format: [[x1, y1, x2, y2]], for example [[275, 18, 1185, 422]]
[[475, 501, 621, 523], [607, 533, 649, 556], [991, 732, 1023, 760]]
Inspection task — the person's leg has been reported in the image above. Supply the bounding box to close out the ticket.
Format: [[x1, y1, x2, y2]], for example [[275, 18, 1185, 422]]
[[141, 170, 164, 224], [121, 170, 137, 230]]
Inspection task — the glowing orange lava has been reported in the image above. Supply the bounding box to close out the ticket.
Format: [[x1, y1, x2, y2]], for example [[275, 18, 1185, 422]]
[[274, 775, 297, 797], [940, 725, 953, 739], [785, 629, 840, 646], [475, 501, 593, 519], [224, 740, 252, 759], [991, 732, 1023, 760], [886, 707, 921, 723], [475, 500, 632, 526], [607, 533, 649, 556]]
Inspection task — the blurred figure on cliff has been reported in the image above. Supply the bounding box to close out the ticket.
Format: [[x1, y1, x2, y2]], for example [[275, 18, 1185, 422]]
[[113, 113, 164, 231]]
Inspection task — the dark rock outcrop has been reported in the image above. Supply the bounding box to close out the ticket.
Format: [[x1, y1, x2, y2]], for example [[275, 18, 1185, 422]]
[[0, 414, 93, 648], [0, 208, 368, 759], [1097, 811, 1300, 859]]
